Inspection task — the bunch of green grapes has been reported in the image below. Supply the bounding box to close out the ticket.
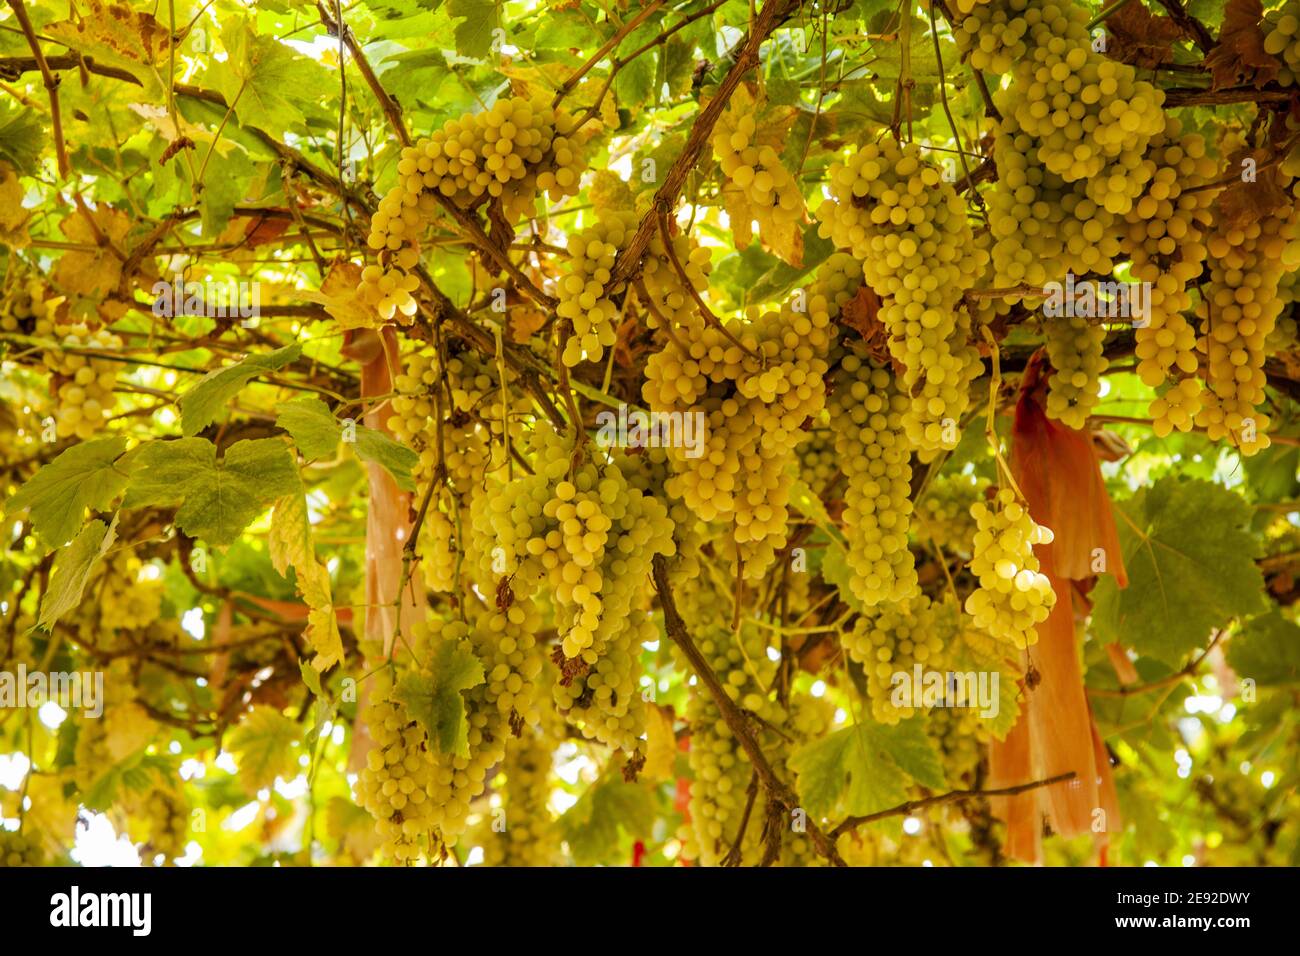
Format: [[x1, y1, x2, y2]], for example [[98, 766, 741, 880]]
[[552, 611, 654, 751], [1195, 190, 1300, 455], [773, 692, 838, 868], [41, 323, 120, 440], [358, 94, 588, 321], [443, 348, 530, 470], [474, 600, 546, 732], [132, 786, 190, 864], [616, 445, 705, 581], [827, 352, 918, 608], [796, 426, 839, 496], [927, 706, 987, 786], [356, 693, 440, 864], [817, 139, 986, 455], [470, 422, 675, 665], [1005, 24, 1165, 216], [420, 505, 459, 593], [642, 295, 833, 578], [480, 719, 562, 867], [914, 471, 987, 555], [1123, 120, 1220, 436], [965, 488, 1056, 649], [675, 577, 783, 866], [954, 0, 1033, 74], [92, 551, 164, 633], [0, 830, 45, 867], [640, 227, 713, 329], [711, 111, 805, 233], [1264, 2, 1300, 83], [987, 112, 1123, 291], [843, 596, 955, 724], [1043, 314, 1108, 429], [557, 211, 637, 367], [0, 277, 59, 334]]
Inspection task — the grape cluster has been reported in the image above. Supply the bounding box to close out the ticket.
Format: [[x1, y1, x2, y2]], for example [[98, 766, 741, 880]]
[[480, 719, 561, 867], [954, 0, 1033, 74], [134, 786, 190, 864], [1195, 189, 1300, 455], [643, 295, 833, 578], [914, 471, 987, 556], [988, 112, 1122, 291], [817, 138, 986, 455], [358, 94, 587, 322], [965, 488, 1056, 649], [553, 610, 654, 751], [356, 694, 439, 863], [0, 830, 45, 867], [91, 551, 164, 634], [641, 228, 713, 329], [42, 323, 120, 440], [827, 352, 918, 608], [843, 596, 954, 724], [712, 111, 805, 234], [557, 211, 636, 367], [927, 706, 987, 785], [1043, 313, 1108, 430], [1124, 120, 1219, 436], [1264, 3, 1300, 83]]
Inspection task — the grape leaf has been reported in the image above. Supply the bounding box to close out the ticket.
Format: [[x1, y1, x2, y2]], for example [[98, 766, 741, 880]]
[[38, 515, 118, 629], [394, 640, 485, 757], [1091, 478, 1268, 667], [3, 436, 129, 550], [122, 437, 300, 547], [0, 100, 45, 175], [178, 344, 302, 436], [558, 774, 657, 866], [275, 394, 418, 489], [269, 477, 345, 671], [789, 718, 945, 822], [1227, 611, 1300, 685], [447, 0, 502, 59], [1204, 0, 1279, 90], [227, 706, 301, 792], [214, 20, 326, 136]]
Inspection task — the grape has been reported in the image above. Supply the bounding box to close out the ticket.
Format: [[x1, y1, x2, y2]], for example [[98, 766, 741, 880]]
[[133, 786, 189, 864], [954, 0, 1035, 75], [843, 595, 956, 724], [356, 693, 440, 863], [557, 211, 637, 367], [1264, 2, 1300, 84], [90, 550, 164, 635], [0, 830, 45, 867], [1043, 313, 1108, 430], [41, 323, 121, 439], [964, 488, 1056, 649], [817, 138, 986, 455], [711, 110, 806, 236], [914, 471, 987, 556], [1123, 119, 1220, 436], [1194, 183, 1300, 455], [641, 228, 713, 329], [479, 715, 562, 867], [827, 352, 919, 607]]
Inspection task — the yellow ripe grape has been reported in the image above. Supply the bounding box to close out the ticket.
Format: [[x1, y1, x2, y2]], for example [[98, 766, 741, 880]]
[[478, 717, 563, 867], [964, 488, 1056, 649], [817, 138, 986, 456], [641, 229, 712, 329], [42, 323, 121, 439], [827, 352, 919, 607], [355, 693, 440, 863], [1265, 2, 1300, 85], [1043, 313, 1108, 430], [843, 595, 956, 725], [0, 830, 46, 867], [1194, 185, 1300, 455], [557, 211, 637, 367], [914, 471, 988, 556], [711, 109, 806, 233]]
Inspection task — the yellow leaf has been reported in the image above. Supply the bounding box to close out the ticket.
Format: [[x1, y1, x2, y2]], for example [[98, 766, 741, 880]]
[[270, 489, 344, 670], [0, 162, 30, 247], [106, 701, 159, 762], [300, 261, 380, 330], [53, 206, 130, 302], [641, 704, 677, 782]]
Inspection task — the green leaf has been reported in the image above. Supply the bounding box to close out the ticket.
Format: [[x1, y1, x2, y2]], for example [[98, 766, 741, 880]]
[[3, 436, 129, 549], [0, 100, 45, 175], [227, 706, 301, 791], [447, 0, 502, 59], [178, 344, 302, 436], [351, 427, 419, 492], [1091, 478, 1268, 667], [1227, 611, 1300, 686], [276, 396, 342, 461], [789, 718, 944, 822], [38, 516, 118, 629], [558, 774, 657, 866], [122, 438, 300, 547], [214, 20, 327, 136], [394, 640, 485, 757], [276, 394, 418, 489]]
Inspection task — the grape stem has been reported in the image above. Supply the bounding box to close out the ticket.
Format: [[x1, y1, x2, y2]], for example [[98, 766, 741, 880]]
[[830, 770, 1078, 837], [652, 554, 849, 867]]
